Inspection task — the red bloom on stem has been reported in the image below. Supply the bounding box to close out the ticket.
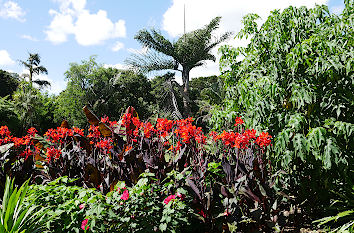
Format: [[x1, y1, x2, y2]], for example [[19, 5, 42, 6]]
[[121, 189, 129, 200], [234, 117, 244, 127], [73, 127, 84, 136], [79, 203, 85, 209], [96, 138, 113, 154], [143, 122, 154, 138], [0, 126, 11, 137], [101, 116, 109, 124], [256, 132, 272, 148], [81, 219, 89, 231], [87, 125, 101, 139], [46, 147, 62, 162], [27, 127, 37, 137], [163, 194, 176, 205]]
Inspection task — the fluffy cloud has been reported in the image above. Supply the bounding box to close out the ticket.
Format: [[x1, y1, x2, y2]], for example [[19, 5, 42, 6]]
[[112, 41, 124, 52], [0, 50, 15, 66], [103, 63, 127, 70], [162, 0, 328, 77], [45, 0, 126, 46], [21, 34, 39, 41], [0, 1, 25, 22]]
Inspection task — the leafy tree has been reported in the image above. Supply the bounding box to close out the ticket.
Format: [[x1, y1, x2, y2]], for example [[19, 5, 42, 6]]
[[13, 84, 57, 134], [0, 70, 19, 98], [55, 57, 156, 127], [213, 2, 354, 220], [19, 53, 50, 88], [127, 17, 231, 116]]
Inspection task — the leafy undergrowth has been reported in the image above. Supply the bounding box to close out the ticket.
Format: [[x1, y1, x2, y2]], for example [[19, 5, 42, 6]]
[[0, 106, 299, 232]]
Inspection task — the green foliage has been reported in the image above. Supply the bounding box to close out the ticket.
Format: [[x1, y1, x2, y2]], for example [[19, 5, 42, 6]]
[[0, 177, 48, 233], [26, 177, 106, 233], [13, 84, 57, 134], [55, 56, 156, 127], [0, 97, 20, 135], [214, 2, 354, 223], [0, 70, 19, 98]]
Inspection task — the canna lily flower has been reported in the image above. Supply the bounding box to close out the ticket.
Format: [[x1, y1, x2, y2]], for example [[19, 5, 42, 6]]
[[81, 219, 89, 231]]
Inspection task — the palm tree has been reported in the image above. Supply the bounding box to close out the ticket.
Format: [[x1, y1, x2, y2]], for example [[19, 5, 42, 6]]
[[19, 53, 50, 88], [126, 17, 231, 116]]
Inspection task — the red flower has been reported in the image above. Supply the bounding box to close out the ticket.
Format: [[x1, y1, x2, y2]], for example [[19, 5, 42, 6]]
[[0, 126, 11, 137], [96, 138, 113, 154], [73, 127, 84, 136], [101, 116, 109, 124], [163, 194, 176, 205], [143, 122, 154, 138], [27, 127, 37, 137], [256, 132, 272, 148], [121, 190, 129, 200], [234, 117, 244, 127], [81, 219, 89, 231], [46, 147, 62, 162], [87, 125, 101, 139], [79, 203, 85, 209]]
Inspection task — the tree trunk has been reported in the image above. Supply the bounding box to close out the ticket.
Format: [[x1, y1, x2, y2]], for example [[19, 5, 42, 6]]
[[181, 68, 192, 117]]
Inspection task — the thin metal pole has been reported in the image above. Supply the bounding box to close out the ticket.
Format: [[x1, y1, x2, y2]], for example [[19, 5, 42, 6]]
[[184, 3, 186, 42]]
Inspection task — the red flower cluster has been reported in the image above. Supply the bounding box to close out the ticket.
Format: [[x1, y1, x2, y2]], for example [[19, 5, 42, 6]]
[[44, 127, 74, 143], [234, 117, 244, 127], [175, 118, 206, 144], [87, 125, 101, 139], [96, 138, 113, 154], [256, 132, 272, 148], [46, 146, 62, 162], [214, 122, 271, 149]]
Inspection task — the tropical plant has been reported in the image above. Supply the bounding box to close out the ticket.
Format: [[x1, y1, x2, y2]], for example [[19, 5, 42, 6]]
[[26, 177, 106, 233], [0, 177, 48, 233], [19, 53, 50, 88], [213, 1, 354, 222], [127, 17, 231, 116]]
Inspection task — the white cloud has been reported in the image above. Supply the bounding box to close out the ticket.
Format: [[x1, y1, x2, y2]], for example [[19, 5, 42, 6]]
[[45, 0, 126, 46], [112, 41, 124, 52], [0, 50, 15, 66], [21, 34, 39, 42], [162, 0, 328, 78], [103, 63, 127, 70], [0, 1, 25, 22]]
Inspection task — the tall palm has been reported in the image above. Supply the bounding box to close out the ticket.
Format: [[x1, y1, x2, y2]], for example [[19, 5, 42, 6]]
[[19, 53, 50, 88], [126, 16, 231, 116]]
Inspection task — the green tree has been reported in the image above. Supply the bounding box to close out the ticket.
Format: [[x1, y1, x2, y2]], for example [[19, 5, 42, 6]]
[[0, 70, 19, 98], [13, 84, 57, 134], [19, 53, 50, 88], [127, 17, 231, 116], [55, 57, 156, 127], [213, 2, 354, 219]]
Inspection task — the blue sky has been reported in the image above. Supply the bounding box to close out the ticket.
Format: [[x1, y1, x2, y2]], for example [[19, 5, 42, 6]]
[[0, 0, 345, 94]]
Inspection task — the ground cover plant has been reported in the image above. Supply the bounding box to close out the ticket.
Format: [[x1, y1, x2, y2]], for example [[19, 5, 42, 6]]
[[0, 106, 281, 232]]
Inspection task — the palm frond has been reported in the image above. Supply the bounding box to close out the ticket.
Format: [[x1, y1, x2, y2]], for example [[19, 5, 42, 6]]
[[134, 29, 175, 56], [33, 79, 51, 87], [126, 49, 176, 74]]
